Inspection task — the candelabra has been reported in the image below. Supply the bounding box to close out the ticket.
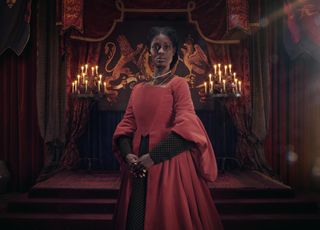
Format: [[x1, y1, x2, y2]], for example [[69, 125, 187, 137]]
[[71, 64, 108, 97], [202, 63, 242, 98]]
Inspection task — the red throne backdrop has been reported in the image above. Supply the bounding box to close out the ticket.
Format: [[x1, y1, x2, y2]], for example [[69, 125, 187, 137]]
[[1, 0, 320, 193]]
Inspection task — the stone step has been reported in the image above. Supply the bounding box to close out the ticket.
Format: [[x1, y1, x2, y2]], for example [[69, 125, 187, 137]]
[[221, 213, 320, 230], [0, 213, 113, 230], [7, 193, 319, 215], [1, 212, 320, 230], [29, 186, 294, 200]]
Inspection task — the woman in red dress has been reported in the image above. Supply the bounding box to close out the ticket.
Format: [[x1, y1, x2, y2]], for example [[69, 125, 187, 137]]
[[112, 27, 224, 230]]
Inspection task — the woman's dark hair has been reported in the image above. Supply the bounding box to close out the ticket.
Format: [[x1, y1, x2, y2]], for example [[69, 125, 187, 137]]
[[146, 26, 179, 70]]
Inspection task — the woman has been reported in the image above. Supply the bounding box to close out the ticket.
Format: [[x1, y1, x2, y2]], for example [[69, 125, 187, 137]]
[[112, 26, 223, 230]]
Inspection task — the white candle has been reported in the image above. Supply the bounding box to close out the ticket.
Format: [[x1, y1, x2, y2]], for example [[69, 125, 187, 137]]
[[210, 81, 213, 93], [95, 65, 98, 75], [98, 80, 101, 92], [233, 72, 236, 81], [103, 82, 107, 93], [72, 82, 74, 93], [214, 65, 217, 75], [209, 73, 212, 82], [74, 80, 77, 92], [238, 81, 242, 93], [219, 71, 222, 83], [77, 75, 80, 85], [81, 66, 84, 74], [91, 67, 94, 76], [234, 79, 238, 92], [223, 79, 226, 93], [229, 64, 232, 74], [82, 73, 85, 84], [85, 64, 88, 75], [99, 74, 102, 82], [218, 63, 221, 72], [224, 65, 227, 75], [85, 80, 88, 92], [204, 82, 207, 94]]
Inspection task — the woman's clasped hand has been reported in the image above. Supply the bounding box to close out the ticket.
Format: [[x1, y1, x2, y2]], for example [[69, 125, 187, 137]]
[[125, 153, 154, 178]]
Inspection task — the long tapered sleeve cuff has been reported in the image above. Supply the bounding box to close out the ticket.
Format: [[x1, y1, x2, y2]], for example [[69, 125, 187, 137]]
[[116, 135, 133, 159], [149, 132, 194, 164]]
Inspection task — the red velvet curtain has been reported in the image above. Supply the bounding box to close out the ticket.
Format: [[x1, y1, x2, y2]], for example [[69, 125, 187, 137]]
[[264, 0, 320, 191], [60, 98, 92, 169], [0, 10, 44, 191], [60, 40, 101, 169], [264, 48, 319, 191]]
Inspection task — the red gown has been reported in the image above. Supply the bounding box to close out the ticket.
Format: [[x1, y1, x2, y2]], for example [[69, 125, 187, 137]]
[[112, 76, 224, 230]]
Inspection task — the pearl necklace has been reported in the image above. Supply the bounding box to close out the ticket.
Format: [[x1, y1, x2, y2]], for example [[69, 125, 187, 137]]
[[152, 73, 173, 86], [152, 70, 171, 79]]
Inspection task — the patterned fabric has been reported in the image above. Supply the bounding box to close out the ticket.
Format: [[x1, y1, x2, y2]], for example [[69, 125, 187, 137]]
[[62, 0, 84, 31], [126, 134, 148, 229], [227, 0, 249, 32], [126, 176, 147, 230], [150, 132, 194, 164]]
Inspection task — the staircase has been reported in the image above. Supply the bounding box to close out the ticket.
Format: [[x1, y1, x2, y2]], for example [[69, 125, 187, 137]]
[[0, 170, 319, 230]]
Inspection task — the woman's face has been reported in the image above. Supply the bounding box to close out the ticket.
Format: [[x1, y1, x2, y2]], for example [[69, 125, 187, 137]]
[[150, 33, 176, 69]]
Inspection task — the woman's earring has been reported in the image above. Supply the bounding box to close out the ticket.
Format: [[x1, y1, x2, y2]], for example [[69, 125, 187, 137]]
[[148, 51, 153, 66], [148, 53, 152, 63]]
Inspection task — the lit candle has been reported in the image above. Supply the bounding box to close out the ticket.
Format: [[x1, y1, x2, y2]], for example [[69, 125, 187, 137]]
[[229, 64, 232, 74], [219, 71, 222, 83], [95, 65, 98, 75], [98, 80, 101, 92], [238, 81, 242, 93], [85, 80, 88, 92], [218, 63, 221, 72], [223, 79, 226, 93], [91, 67, 94, 76], [234, 78, 238, 92], [72, 82, 75, 93], [214, 65, 217, 75], [103, 82, 107, 93], [99, 74, 102, 82], [74, 80, 77, 92], [224, 65, 227, 75], [209, 73, 212, 82], [81, 66, 84, 74], [204, 82, 207, 94], [85, 64, 88, 75], [210, 81, 213, 93], [233, 72, 236, 81]]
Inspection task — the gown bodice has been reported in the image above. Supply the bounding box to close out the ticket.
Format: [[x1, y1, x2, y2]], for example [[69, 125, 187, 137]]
[[132, 83, 174, 136]]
